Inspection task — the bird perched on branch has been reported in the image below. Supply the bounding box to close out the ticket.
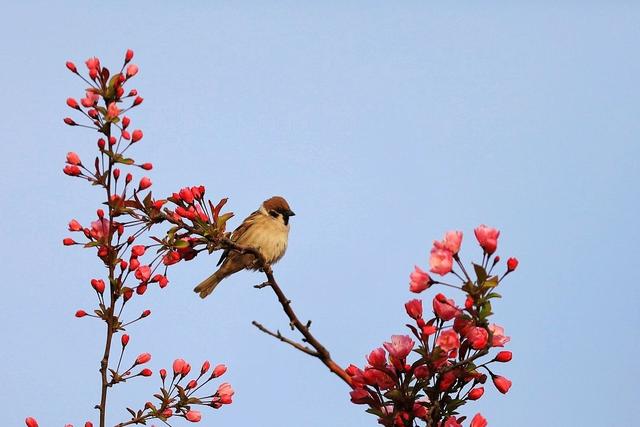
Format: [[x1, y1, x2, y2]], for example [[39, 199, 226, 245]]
[[194, 196, 295, 298]]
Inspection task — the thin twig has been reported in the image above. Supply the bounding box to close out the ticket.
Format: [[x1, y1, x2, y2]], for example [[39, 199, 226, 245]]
[[251, 321, 319, 357]]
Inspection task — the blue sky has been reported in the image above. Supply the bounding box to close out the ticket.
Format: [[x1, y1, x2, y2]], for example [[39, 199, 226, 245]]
[[1, 2, 638, 426]]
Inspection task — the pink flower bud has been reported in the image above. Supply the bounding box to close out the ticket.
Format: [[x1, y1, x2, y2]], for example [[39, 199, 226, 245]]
[[136, 284, 147, 295], [507, 257, 519, 272], [25, 418, 39, 427], [135, 353, 151, 365], [182, 363, 192, 376], [85, 422, 93, 427], [125, 173, 133, 184], [470, 413, 488, 427], [139, 177, 152, 190], [126, 64, 139, 78], [106, 102, 120, 119], [97, 138, 105, 149], [129, 89, 138, 97], [404, 299, 423, 320], [133, 96, 144, 106], [63, 117, 76, 126], [66, 152, 81, 165], [409, 265, 431, 293], [140, 368, 152, 377], [141, 309, 151, 318], [91, 279, 105, 294], [122, 116, 131, 129], [131, 129, 143, 143], [66, 98, 80, 109], [160, 368, 167, 379], [186, 379, 197, 389], [213, 364, 227, 378], [474, 224, 500, 255], [141, 162, 153, 170], [131, 245, 146, 257], [121, 130, 130, 140], [201, 360, 211, 375], [125, 49, 134, 63], [185, 411, 201, 422], [66, 61, 77, 73], [495, 351, 512, 362], [468, 387, 484, 400], [121, 334, 130, 346], [109, 136, 117, 146], [172, 358, 186, 375], [492, 375, 512, 394], [68, 219, 82, 231], [63, 238, 77, 246], [96, 209, 104, 218], [75, 310, 87, 318]]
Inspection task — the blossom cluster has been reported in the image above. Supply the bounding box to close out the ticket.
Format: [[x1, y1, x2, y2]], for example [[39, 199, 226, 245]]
[[348, 226, 517, 426], [22, 51, 236, 427]]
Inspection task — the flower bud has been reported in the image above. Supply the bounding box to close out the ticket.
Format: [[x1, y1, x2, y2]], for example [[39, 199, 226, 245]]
[[122, 116, 130, 128], [85, 422, 93, 427], [25, 418, 39, 427], [495, 351, 512, 362], [139, 177, 152, 190], [131, 245, 146, 257], [63, 117, 76, 126], [121, 334, 130, 347], [173, 358, 186, 375], [75, 310, 87, 318], [135, 353, 151, 365], [91, 279, 105, 294], [109, 136, 117, 146], [140, 368, 152, 377], [141, 163, 153, 170], [65, 61, 77, 73], [507, 257, 519, 272], [468, 387, 484, 400], [159, 368, 167, 379], [125, 173, 133, 184], [492, 375, 512, 394], [97, 138, 105, 149], [126, 64, 139, 78], [121, 130, 130, 140], [186, 379, 197, 389], [404, 299, 423, 320], [66, 98, 80, 109], [68, 219, 82, 231], [63, 165, 81, 176], [63, 238, 77, 245], [182, 363, 192, 376], [213, 364, 227, 378], [133, 96, 144, 106], [141, 309, 151, 318], [131, 129, 143, 143], [125, 49, 134, 63], [201, 360, 211, 375], [185, 410, 201, 422]]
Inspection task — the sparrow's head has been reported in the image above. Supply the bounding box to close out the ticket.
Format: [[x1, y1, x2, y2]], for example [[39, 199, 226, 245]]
[[262, 196, 295, 225]]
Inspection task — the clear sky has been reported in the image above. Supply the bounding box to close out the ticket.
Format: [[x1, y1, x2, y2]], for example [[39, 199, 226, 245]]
[[1, 2, 638, 426]]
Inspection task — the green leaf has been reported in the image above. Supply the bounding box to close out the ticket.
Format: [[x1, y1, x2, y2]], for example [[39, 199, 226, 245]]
[[487, 292, 502, 299], [173, 239, 190, 249], [479, 301, 493, 319], [484, 276, 499, 288], [473, 263, 487, 284], [383, 389, 403, 401]]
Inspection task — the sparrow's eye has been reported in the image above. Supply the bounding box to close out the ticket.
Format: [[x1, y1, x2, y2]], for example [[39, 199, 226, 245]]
[[269, 210, 279, 218]]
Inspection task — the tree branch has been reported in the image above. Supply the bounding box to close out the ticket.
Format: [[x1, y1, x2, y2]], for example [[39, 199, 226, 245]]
[[251, 321, 319, 357]]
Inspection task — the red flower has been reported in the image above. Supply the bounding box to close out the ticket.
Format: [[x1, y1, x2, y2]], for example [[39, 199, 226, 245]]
[[470, 413, 488, 427], [90, 218, 110, 241], [474, 224, 500, 254], [213, 364, 227, 377], [432, 293, 460, 321], [436, 329, 460, 352], [66, 61, 77, 73], [489, 324, 510, 347], [131, 129, 143, 143], [139, 177, 152, 190], [135, 353, 151, 364], [443, 417, 462, 427], [429, 247, 453, 275], [131, 245, 146, 257], [185, 410, 201, 422], [383, 335, 414, 360], [366, 348, 387, 368], [468, 387, 484, 400], [507, 257, 519, 271], [66, 152, 81, 165], [409, 266, 431, 293], [404, 299, 423, 320], [85, 57, 101, 71], [91, 279, 105, 294], [179, 187, 195, 204], [134, 265, 151, 282], [68, 219, 82, 231], [414, 365, 429, 379], [349, 388, 371, 404], [492, 375, 512, 394], [495, 351, 512, 362], [106, 102, 120, 120], [465, 326, 489, 350]]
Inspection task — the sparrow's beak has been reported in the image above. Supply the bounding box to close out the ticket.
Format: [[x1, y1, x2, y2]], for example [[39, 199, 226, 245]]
[[287, 210, 296, 217]]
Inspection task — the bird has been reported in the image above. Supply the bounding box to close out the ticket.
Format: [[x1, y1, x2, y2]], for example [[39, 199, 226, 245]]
[[194, 196, 295, 298]]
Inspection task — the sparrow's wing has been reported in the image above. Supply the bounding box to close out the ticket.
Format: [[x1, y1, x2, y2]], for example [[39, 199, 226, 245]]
[[216, 210, 260, 266]]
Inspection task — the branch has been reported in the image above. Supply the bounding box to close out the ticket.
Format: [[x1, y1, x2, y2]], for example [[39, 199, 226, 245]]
[[216, 238, 354, 388]]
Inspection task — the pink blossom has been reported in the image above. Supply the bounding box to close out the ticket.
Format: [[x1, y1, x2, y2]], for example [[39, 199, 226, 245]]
[[106, 102, 120, 119], [493, 375, 512, 394], [85, 57, 100, 71], [134, 265, 151, 282], [436, 329, 460, 352], [442, 230, 463, 254], [217, 382, 234, 404], [474, 224, 500, 254], [172, 358, 186, 375], [409, 266, 431, 293], [470, 413, 488, 427], [432, 293, 460, 321], [349, 388, 371, 404], [465, 326, 489, 350], [135, 353, 151, 364], [81, 91, 99, 107], [489, 324, 510, 347], [366, 348, 387, 368], [443, 416, 462, 427], [90, 218, 110, 241], [404, 299, 423, 320], [382, 335, 414, 360], [126, 64, 139, 78], [429, 248, 453, 275], [213, 364, 227, 377], [139, 177, 152, 190]]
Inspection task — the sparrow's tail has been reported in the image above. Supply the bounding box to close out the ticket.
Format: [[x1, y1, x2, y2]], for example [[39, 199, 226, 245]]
[[194, 271, 223, 299]]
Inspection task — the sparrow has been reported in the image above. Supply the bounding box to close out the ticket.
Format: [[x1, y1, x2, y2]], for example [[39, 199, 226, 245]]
[[194, 196, 295, 298]]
